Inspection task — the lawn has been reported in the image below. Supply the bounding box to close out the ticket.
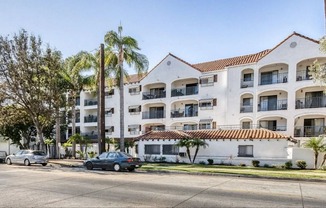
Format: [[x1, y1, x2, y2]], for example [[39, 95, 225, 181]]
[[140, 163, 326, 180]]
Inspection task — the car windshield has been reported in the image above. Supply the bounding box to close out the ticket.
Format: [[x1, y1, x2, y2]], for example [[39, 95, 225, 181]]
[[0, 152, 6, 156], [32, 151, 46, 156]]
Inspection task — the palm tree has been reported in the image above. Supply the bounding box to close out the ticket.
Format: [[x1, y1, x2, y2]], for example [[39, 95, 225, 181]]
[[104, 25, 148, 152], [191, 138, 208, 163], [304, 137, 326, 169], [61, 53, 90, 158], [176, 138, 193, 163]]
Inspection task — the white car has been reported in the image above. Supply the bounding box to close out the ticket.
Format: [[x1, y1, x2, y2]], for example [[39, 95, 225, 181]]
[[6, 150, 48, 166]]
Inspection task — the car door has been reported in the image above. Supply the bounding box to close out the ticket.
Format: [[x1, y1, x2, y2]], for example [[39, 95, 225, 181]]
[[92, 152, 108, 168], [11, 150, 23, 163], [106, 152, 117, 170]]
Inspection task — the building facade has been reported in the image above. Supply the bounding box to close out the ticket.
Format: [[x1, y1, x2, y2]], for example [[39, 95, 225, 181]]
[[70, 32, 326, 145]]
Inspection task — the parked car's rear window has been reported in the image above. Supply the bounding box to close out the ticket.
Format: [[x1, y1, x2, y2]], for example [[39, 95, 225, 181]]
[[118, 152, 133, 158], [32, 151, 46, 156]]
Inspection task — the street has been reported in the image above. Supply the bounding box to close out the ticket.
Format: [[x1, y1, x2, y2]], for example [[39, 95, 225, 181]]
[[0, 164, 325, 207]]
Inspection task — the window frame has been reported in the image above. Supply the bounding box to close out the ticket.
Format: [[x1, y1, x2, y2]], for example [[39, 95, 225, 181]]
[[144, 144, 160, 155], [238, 145, 253, 157]]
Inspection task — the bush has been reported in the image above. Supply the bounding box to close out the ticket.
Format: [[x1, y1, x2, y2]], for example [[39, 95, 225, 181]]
[[296, 160, 307, 169], [199, 161, 206, 165], [252, 160, 260, 167], [263, 164, 270, 168], [284, 161, 293, 169], [88, 151, 97, 158], [239, 163, 246, 167], [207, 159, 214, 165], [321, 166, 326, 171]]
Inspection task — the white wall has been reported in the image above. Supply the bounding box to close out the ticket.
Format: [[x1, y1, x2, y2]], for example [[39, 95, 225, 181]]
[[289, 147, 325, 169]]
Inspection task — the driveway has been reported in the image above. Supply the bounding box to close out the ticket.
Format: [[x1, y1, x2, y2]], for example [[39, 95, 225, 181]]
[[0, 164, 325, 207]]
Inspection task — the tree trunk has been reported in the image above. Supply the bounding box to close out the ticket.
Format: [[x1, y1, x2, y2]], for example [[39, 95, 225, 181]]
[[71, 92, 76, 158], [55, 108, 61, 159], [319, 153, 326, 168], [192, 147, 199, 164], [186, 148, 192, 163], [35, 125, 45, 151], [119, 49, 125, 152], [314, 152, 319, 169]]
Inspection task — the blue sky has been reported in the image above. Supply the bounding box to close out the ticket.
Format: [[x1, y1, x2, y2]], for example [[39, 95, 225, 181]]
[[0, 0, 325, 71]]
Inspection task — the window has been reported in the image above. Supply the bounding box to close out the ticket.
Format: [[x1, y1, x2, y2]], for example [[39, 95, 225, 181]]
[[105, 108, 114, 116], [243, 98, 252, 106], [238, 145, 253, 157], [128, 105, 141, 114], [259, 120, 276, 131], [105, 89, 114, 97], [128, 125, 141, 135], [163, 145, 179, 155], [105, 126, 114, 134], [199, 122, 211, 130], [129, 86, 140, 95], [243, 73, 253, 81], [144, 145, 160, 154], [199, 98, 216, 110], [200, 75, 217, 87], [183, 124, 197, 130], [242, 122, 251, 129]]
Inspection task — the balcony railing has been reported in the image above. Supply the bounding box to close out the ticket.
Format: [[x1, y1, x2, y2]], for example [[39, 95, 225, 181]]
[[81, 132, 98, 140], [295, 96, 326, 109], [171, 86, 198, 97], [170, 109, 198, 118], [240, 105, 253, 113], [296, 70, 312, 81], [142, 91, 166, 100], [259, 72, 288, 85], [294, 126, 326, 137], [84, 115, 97, 123], [258, 99, 288, 111], [84, 99, 98, 106], [142, 110, 166, 119], [241, 80, 254, 88]]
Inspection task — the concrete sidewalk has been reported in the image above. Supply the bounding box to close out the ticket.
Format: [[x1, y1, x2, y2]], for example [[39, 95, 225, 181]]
[[49, 159, 84, 168]]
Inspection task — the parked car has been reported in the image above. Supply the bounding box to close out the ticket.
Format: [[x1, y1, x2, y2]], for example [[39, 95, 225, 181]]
[[6, 150, 48, 166], [0, 151, 7, 163], [84, 152, 142, 171]]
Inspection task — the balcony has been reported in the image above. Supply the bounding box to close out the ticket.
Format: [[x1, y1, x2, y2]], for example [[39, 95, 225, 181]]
[[295, 96, 326, 109], [171, 85, 198, 97], [259, 72, 288, 85], [296, 70, 312, 81], [241, 80, 254, 88], [170, 109, 198, 118], [84, 99, 98, 106], [258, 99, 287, 111], [81, 132, 98, 140], [294, 126, 326, 137], [142, 110, 165, 119], [240, 105, 253, 113], [142, 91, 166, 100], [84, 115, 97, 123]]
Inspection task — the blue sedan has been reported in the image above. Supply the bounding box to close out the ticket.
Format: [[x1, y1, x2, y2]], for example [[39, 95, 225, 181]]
[[84, 152, 142, 172]]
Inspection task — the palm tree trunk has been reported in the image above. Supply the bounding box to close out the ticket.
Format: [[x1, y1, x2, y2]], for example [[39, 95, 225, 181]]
[[192, 146, 199, 164], [55, 107, 61, 159], [119, 47, 125, 152], [319, 154, 326, 168], [186, 148, 192, 163], [71, 92, 76, 158], [314, 152, 319, 169]]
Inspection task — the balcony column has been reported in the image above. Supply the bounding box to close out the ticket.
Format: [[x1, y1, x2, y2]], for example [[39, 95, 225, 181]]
[[287, 116, 295, 138]]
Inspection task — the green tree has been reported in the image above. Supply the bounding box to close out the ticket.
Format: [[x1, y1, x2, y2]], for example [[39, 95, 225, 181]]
[[191, 138, 209, 163], [44, 138, 54, 158], [176, 138, 193, 163], [104, 25, 148, 152], [303, 137, 326, 169], [0, 30, 63, 150]]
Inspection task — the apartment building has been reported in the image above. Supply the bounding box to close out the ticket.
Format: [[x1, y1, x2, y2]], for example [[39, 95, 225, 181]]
[[70, 32, 326, 145]]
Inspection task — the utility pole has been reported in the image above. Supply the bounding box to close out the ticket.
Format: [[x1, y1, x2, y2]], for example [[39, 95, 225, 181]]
[[98, 44, 106, 153]]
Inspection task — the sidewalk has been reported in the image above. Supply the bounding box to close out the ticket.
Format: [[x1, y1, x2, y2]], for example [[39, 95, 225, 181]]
[[49, 159, 84, 168]]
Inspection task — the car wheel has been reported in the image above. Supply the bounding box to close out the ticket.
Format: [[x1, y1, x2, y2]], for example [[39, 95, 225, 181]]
[[6, 158, 12, 165], [24, 159, 30, 166], [85, 162, 93, 170], [42, 163, 47, 166], [127, 167, 135, 172], [113, 163, 121, 172]]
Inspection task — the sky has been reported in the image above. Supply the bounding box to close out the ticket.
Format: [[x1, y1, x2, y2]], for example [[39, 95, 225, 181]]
[[0, 0, 325, 72]]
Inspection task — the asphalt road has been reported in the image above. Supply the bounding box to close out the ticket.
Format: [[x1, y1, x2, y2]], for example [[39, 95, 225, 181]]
[[0, 164, 325, 207]]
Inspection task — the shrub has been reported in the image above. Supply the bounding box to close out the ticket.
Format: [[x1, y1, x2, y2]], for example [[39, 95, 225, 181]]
[[88, 151, 97, 158], [252, 160, 260, 167], [263, 164, 270, 168], [76, 150, 85, 160], [321, 166, 326, 171], [296, 160, 307, 169], [199, 161, 206, 165], [284, 161, 293, 169], [207, 159, 214, 165], [239, 163, 246, 167]]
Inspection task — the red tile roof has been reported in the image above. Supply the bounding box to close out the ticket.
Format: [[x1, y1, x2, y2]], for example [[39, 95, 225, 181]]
[[137, 129, 291, 141]]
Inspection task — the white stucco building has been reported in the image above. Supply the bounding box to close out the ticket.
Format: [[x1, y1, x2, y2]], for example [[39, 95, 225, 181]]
[[63, 32, 326, 166]]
